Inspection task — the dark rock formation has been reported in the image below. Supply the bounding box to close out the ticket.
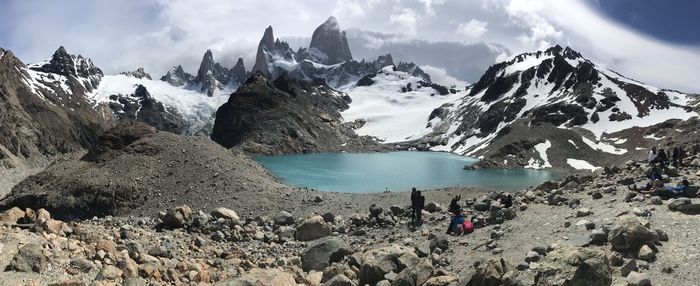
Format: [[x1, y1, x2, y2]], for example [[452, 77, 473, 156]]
[[105, 85, 188, 134], [0, 46, 111, 163], [308, 17, 353, 64], [211, 73, 385, 154], [160, 65, 194, 87], [120, 67, 151, 80]]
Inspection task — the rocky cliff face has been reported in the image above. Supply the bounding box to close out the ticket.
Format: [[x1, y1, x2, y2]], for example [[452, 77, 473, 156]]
[[210, 73, 386, 154], [104, 85, 189, 134], [161, 50, 247, 96], [160, 65, 194, 87], [307, 16, 353, 64], [0, 46, 112, 166], [120, 67, 151, 80]]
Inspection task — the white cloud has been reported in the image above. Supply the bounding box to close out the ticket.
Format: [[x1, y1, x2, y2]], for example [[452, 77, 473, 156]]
[[1, 0, 698, 93], [390, 8, 419, 36], [457, 19, 488, 40], [420, 65, 469, 87]]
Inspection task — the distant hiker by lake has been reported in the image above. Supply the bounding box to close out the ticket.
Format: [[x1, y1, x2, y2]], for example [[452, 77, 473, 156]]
[[410, 187, 425, 227]]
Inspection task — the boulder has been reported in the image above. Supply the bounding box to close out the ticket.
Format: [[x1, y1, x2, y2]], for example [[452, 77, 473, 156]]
[[424, 275, 457, 286], [534, 180, 559, 192], [0, 207, 25, 224], [322, 274, 356, 286], [296, 215, 332, 241], [668, 198, 691, 211], [576, 208, 591, 217], [667, 198, 700, 213], [607, 215, 656, 252], [474, 195, 492, 211], [301, 237, 354, 272], [637, 245, 655, 262], [210, 207, 240, 225], [625, 271, 651, 286], [97, 265, 123, 281], [390, 205, 404, 216], [273, 211, 295, 226], [467, 258, 511, 286], [160, 205, 192, 229], [359, 246, 411, 285], [620, 259, 638, 277], [322, 212, 336, 223], [369, 204, 383, 217], [41, 218, 71, 236], [590, 229, 607, 245], [534, 246, 611, 286], [275, 225, 297, 242], [217, 268, 297, 286], [424, 202, 442, 213], [429, 236, 449, 253], [393, 259, 433, 286], [607, 252, 624, 267], [7, 243, 47, 273]]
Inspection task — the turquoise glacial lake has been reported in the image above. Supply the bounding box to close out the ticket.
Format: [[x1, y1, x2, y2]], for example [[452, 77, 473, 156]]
[[254, 151, 559, 193]]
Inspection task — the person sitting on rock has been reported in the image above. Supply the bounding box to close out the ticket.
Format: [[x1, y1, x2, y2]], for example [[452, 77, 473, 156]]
[[415, 192, 425, 226], [499, 193, 513, 208], [641, 179, 690, 198], [664, 179, 691, 198], [447, 209, 466, 235]]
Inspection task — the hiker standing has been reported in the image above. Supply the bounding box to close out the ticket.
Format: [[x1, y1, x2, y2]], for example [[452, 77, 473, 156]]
[[415, 191, 425, 226], [672, 147, 679, 167], [647, 147, 658, 164], [410, 187, 419, 224]]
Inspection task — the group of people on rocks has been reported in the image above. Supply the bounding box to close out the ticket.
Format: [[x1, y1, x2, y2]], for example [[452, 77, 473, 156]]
[[647, 146, 689, 168], [637, 145, 696, 198], [410, 187, 513, 236]]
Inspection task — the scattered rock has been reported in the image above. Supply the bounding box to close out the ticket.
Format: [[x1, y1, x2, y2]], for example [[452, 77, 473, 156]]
[[7, 243, 47, 273], [301, 237, 353, 272], [160, 205, 192, 229], [625, 271, 651, 286], [534, 246, 611, 286], [429, 237, 449, 253], [273, 211, 295, 226], [467, 258, 512, 286], [296, 215, 332, 241], [424, 202, 442, 213], [607, 215, 656, 252], [210, 207, 240, 225], [637, 245, 655, 262], [576, 208, 591, 217]]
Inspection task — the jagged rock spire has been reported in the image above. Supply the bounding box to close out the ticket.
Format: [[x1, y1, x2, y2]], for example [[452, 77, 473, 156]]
[[252, 26, 275, 77], [309, 17, 352, 64]]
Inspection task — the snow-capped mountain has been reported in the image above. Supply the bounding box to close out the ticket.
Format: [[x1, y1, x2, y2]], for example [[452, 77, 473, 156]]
[[250, 16, 431, 89], [0, 46, 111, 164], [407, 45, 699, 170]]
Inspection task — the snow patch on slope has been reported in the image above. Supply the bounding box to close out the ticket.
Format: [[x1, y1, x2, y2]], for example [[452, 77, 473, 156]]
[[567, 158, 601, 172], [342, 67, 461, 143], [581, 136, 627, 155], [525, 140, 552, 169], [90, 74, 233, 133]]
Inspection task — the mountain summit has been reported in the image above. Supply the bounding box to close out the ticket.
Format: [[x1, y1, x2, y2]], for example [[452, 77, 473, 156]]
[[308, 16, 353, 64]]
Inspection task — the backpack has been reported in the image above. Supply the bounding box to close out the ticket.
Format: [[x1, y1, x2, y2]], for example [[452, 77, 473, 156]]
[[462, 220, 474, 234]]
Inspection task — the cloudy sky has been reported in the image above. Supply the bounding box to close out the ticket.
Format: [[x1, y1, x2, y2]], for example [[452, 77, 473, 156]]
[[1, 0, 699, 92]]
